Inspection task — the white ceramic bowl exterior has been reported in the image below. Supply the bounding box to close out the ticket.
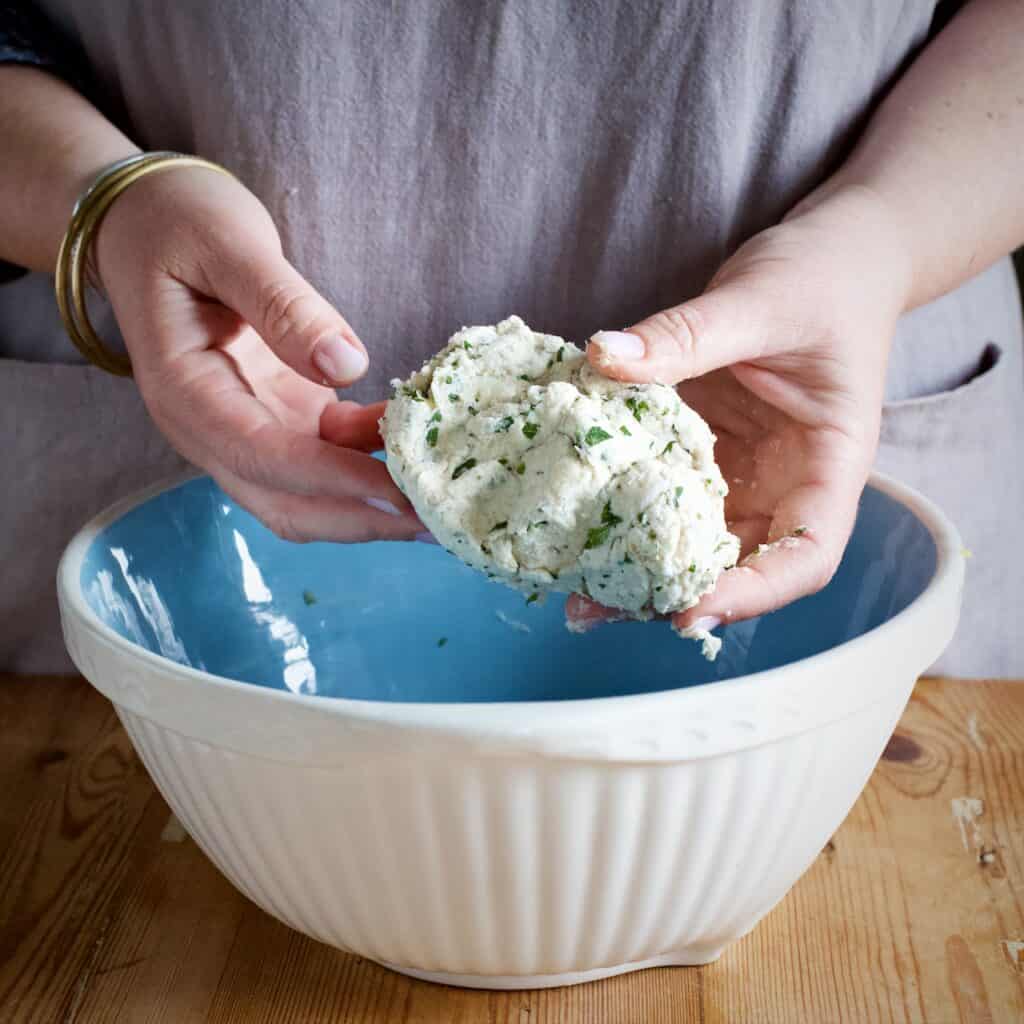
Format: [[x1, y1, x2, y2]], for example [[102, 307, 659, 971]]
[[58, 472, 963, 989]]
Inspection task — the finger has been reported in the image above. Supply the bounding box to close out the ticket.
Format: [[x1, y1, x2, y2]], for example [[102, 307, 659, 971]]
[[587, 278, 796, 385], [320, 400, 388, 452], [165, 353, 413, 509], [564, 594, 659, 632], [727, 516, 771, 558], [207, 249, 369, 386], [222, 418, 413, 508], [673, 474, 862, 629], [565, 594, 617, 633], [216, 471, 425, 544]]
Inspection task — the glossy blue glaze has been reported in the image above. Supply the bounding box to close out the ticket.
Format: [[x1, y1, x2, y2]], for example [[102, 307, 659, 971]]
[[80, 479, 936, 702]]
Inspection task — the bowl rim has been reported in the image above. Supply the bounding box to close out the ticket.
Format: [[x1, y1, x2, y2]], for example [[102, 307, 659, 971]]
[[58, 469, 963, 723]]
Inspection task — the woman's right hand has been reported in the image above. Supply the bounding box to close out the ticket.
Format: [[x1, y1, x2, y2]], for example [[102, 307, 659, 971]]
[[92, 163, 424, 543], [571, 184, 911, 635]]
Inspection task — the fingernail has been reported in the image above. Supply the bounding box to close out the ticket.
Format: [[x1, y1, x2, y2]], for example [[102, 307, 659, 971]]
[[363, 497, 402, 517], [313, 336, 368, 384], [590, 330, 646, 362], [415, 531, 440, 545], [689, 615, 722, 632]]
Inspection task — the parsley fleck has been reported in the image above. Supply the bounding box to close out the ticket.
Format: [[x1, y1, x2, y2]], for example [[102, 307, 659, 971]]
[[494, 416, 514, 432], [623, 553, 633, 564], [468, 405, 478, 415], [625, 397, 649, 422], [428, 410, 442, 423], [526, 592, 540, 605], [528, 520, 549, 531], [426, 426, 439, 447], [516, 461, 526, 475], [556, 347, 565, 363], [620, 425, 632, 436], [302, 589, 317, 606], [463, 340, 472, 350], [444, 375, 453, 384], [688, 563, 697, 573], [523, 421, 539, 440], [793, 526, 809, 536], [662, 441, 675, 455], [402, 386, 425, 401], [584, 426, 613, 446], [584, 524, 612, 549], [449, 393, 461, 402], [490, 520, 508, 532], [601, 501, 622, 527], [437, 637, 448, 647], [675, 486, 683, 499], [519, 374, 531, 382], [452, 458, 477, 480]]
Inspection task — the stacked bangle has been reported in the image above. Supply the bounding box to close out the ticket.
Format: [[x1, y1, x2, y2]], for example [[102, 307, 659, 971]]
[[54, 151, 235, 376]]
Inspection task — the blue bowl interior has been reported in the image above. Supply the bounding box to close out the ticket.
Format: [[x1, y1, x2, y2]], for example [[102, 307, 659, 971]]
[[80, 478, 936, 702]]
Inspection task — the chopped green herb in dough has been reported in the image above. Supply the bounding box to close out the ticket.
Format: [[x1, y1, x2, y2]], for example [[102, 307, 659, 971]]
[[601, 501, 622, 527], [625, 397, 649, 422]]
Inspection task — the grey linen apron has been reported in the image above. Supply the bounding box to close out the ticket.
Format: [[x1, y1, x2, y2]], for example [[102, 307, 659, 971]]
[[2, 0, 1021, 676]]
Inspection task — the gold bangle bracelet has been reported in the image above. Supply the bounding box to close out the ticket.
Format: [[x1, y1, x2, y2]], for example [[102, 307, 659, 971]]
[[54, 153, 236, 376]]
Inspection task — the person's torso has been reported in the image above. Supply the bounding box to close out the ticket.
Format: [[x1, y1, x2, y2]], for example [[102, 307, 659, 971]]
[[4, 0, 1023, 678], [11, 0, 956, 399]]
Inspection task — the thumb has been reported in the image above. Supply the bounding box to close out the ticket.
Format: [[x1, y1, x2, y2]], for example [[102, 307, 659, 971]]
[[210, 250, 369, 386], [587, 280, 787, 385]]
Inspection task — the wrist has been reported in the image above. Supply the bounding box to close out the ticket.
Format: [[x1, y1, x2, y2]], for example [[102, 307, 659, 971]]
[[57, 141, 143, 264], [784, 180, 914, 318], [0, 65, 139, 273]]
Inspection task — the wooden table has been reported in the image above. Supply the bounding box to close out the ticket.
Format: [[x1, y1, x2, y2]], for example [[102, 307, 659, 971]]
[[1, 675, 1021, 1023]]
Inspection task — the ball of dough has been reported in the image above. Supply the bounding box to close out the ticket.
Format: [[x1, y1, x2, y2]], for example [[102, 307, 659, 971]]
[[381, 316, 739, 623]]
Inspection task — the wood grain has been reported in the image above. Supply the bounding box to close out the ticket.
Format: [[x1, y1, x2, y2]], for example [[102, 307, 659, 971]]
[[1, 675, 1022, 1023]]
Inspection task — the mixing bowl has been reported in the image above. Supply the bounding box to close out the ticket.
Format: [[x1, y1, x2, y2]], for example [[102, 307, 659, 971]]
[[57, 471, 963, 989]]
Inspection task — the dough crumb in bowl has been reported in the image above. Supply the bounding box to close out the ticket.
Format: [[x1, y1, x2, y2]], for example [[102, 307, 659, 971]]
[[380, 316, 739, 656]]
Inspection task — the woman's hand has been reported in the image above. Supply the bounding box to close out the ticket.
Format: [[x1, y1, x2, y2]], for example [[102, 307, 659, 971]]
[[93, 165, 424, 543], [568, 0, 1024, 638], [568, 185, 911, 635]]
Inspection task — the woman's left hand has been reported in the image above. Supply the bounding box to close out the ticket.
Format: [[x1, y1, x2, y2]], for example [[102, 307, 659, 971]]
[[567, 185, 910, 637], [91, 164, 424, 544]]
